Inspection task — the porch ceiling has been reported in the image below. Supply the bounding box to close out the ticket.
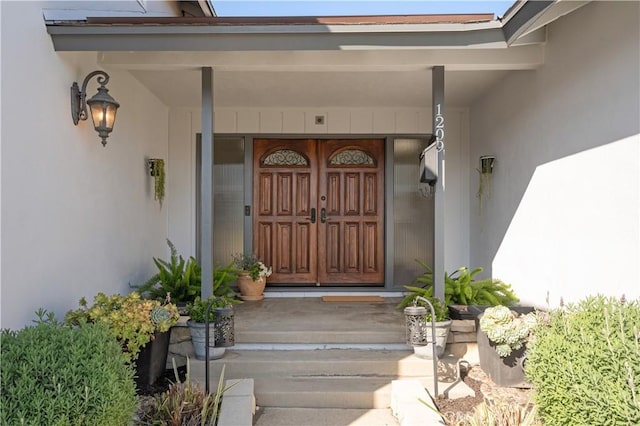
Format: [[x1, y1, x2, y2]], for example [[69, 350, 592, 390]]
[[128, 68, 512, 109], [101, 47, 537, 108]]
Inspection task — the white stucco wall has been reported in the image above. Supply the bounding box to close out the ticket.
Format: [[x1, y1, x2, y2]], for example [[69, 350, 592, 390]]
[[167, 106, 470, 275], [1, 1, 170, 329], [469, 2, 640, 307]]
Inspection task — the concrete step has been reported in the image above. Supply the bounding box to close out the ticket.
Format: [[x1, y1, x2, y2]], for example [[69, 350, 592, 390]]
[[236, 329, 406, 345], [255, 377, 393, 409], [254, 407, 399, 426], [191, 349, 443, 379], [190, 350, 469, 409]]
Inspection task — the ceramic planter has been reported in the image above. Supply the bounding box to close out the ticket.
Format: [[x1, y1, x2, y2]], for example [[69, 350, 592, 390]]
[[135, 330, 170, 387], [477, 327, 529, 387], [187, 320, 226, 360], [413, 319, 452, 359], [237, 274, 266, 301]]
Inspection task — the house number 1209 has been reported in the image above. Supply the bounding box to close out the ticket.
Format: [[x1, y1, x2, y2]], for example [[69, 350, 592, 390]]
[[435, 104, 444, 151]]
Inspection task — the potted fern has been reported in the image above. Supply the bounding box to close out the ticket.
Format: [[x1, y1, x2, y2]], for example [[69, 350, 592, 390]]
[[135, 240, 240, 314], [135, 239, 201, 313], [398, 261, 519, 319]]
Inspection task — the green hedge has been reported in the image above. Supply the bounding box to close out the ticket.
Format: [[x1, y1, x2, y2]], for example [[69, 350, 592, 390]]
[[1, 313, 138, 425], [526, 295, 640, 425]]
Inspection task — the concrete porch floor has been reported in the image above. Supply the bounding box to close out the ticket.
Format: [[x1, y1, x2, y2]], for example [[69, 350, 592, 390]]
[[233, 296, 407, 347]]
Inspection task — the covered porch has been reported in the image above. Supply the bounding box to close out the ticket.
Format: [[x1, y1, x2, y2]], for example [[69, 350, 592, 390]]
[[45, 7, 555, 300]]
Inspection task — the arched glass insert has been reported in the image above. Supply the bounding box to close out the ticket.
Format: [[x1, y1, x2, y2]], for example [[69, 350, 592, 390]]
[[329, 149, 375, 166], [262, 149, 308, 166]]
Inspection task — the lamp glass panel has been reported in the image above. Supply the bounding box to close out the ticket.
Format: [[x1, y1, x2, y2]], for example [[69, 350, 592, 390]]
[[89, 103, 107, 129], [105, 104, 117, 129], [88, 102, 117, 131]]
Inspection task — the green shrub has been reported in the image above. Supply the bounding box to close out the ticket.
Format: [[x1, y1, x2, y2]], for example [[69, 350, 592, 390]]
[[398, 261, 518, 308], [526, 295, 640, 425], [136, 360, 226, 425], [135, 240, 240, 304], [187, 296, 239, 323], [1, 311, 137, 425], [136, 239, 202, 303]]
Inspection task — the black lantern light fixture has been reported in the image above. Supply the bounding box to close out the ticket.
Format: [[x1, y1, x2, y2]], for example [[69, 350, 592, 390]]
[[71, 70, 120, 146]]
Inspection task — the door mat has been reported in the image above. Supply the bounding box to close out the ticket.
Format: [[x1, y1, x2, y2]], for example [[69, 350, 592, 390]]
[[322, 296, 384, 303]]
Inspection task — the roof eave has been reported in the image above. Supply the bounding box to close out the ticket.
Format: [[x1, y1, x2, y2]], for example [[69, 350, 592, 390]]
[[45, 16, 511, 52]]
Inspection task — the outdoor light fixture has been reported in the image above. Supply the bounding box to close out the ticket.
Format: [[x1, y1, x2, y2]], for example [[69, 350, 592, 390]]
[[71, 70, 120, 146]]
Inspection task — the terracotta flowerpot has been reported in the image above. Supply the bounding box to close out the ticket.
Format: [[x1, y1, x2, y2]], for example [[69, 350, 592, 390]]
[[237, 274, 266, 301]]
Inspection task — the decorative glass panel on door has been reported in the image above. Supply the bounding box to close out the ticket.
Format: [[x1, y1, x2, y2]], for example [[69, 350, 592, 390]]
[[328, 149, 375, 166]]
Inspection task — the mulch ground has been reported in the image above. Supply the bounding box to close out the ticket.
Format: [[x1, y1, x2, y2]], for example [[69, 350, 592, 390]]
[[136, 365, 187, 397], [435, 364, 534, 424]]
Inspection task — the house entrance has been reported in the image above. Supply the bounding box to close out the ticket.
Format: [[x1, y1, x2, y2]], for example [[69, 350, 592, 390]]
[[253, 139, 385, 286]]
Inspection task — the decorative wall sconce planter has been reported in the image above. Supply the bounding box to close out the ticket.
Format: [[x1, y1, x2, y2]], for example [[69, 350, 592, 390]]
[[477, 156, 496, 210], [480, 156, 496, 174], [71, 70, 119, 146], [147, 158, 165, 206]]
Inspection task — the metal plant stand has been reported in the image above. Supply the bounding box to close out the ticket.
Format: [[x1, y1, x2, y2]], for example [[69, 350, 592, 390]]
[[404, 296, 439, 396]]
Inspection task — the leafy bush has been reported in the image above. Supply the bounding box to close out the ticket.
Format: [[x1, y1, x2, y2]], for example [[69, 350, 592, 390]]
[[187, 296, 239, 323], [136, 360, 226, 425], [404, 296, 449, 322], [136, 239, 202, 303], [399, 261, 518, 308], [213, 261, 240, 300], [526, 295, 640, 425], [232, 252, 272, 280], [136, 240, 240, 304], [1, 311, 137, 425], [65, 292, 179, 361]]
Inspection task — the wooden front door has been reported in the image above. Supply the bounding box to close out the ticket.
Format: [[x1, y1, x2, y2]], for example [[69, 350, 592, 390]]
[[253, 139, 384, 286]]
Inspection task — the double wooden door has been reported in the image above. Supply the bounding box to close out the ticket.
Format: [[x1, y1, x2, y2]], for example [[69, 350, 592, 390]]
[[253, 139, 385, 286]]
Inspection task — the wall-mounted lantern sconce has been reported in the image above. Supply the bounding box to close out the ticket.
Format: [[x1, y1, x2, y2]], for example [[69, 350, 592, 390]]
[[479, 156, 496, 174], [71, 70, 120, 147]]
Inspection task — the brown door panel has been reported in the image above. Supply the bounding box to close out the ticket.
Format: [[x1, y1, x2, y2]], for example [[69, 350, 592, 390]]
[[253, 139, 318, 284], [317, 139, 385, 285]]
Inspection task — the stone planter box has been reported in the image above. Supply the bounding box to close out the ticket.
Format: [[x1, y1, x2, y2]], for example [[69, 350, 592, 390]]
[[477, 328, 529, 387]]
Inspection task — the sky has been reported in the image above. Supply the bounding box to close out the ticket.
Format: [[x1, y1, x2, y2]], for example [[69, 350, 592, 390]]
[[214, 1, 515, 19]]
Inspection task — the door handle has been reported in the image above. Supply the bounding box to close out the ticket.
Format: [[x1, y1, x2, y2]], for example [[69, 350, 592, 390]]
[[310, 208, 316, 224], [320, 207, 327, 223]]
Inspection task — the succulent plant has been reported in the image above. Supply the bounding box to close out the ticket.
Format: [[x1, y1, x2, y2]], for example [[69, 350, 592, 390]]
[[480, 305, 537, 357]]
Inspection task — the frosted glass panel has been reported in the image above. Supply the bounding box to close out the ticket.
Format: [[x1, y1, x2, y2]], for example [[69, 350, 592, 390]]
[[213, 138, 244, 265], [393, 139, 434, 288]]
